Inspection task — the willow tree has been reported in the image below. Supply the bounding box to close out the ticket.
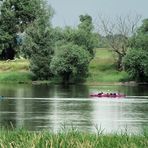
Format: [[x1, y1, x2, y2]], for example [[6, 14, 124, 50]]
[[50, 43, 91, 83]]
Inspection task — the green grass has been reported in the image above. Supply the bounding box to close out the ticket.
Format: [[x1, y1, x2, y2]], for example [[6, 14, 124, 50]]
[[87, 48, 129, 83], [0, 71, 32, 83], [0, 128, 147, 148], [0, 59, 29, 72], [0, 59, 31, 83]]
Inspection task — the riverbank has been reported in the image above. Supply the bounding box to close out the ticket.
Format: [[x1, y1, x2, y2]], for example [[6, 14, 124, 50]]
[[0, 128, 147, 147], [0, 48, 129, 84]]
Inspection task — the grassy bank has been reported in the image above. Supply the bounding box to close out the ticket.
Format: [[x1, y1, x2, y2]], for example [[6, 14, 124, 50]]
[[0, 128, 147, 148], [87, 48, 129, 83], [0, 59, 32, 83], [0, 49, 129, 83]]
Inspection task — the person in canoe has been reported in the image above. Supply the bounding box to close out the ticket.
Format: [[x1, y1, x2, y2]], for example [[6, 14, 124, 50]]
[[98, 92, 103, 96]]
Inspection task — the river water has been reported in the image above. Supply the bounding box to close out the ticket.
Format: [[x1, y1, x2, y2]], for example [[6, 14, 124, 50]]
[[0, 84, 148, 134]]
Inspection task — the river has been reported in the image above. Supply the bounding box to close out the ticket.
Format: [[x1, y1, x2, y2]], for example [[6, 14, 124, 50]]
[[0, 84, 148, 134]]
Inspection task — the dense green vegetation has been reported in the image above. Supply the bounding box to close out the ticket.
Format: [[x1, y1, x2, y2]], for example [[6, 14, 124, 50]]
[[123, 19, 148, 82], [0, 48, 129, 83], [50, 43, 91, 83], [0, 0, 99, 83], [0, 0, 147, 83], [21, 3, 54, 80], [0, 128, 147, 148], [0, 0, 49, 59]]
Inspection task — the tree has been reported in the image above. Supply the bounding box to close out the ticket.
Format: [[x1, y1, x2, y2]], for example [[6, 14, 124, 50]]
[[74, 14, 98, 57], [123, 18, 148, 82], [21, 2, 54, 80], [50, 43, 91, 83], [130, 19, 148, 51], [123, 49, 148, 82], [0, 0, 51, 59], [97, 14, 141, 70], [52, 14, 99, 58]]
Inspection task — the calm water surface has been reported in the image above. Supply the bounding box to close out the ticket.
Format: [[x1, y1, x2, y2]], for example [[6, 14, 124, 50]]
[[0, 84, 148, 134]]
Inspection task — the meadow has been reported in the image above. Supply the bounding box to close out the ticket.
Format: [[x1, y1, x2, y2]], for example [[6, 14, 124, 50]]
[[87, 48, 129, 83]]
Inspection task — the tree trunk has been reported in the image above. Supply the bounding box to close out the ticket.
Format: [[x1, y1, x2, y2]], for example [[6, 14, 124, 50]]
[[62, 72, 71, 84], [0, 43, 15, 60], [117, 53, 123, 71]]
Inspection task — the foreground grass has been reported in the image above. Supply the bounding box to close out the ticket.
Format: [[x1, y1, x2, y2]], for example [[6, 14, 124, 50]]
[[0, 128, 147, 148], [0, 49, 129, 83]]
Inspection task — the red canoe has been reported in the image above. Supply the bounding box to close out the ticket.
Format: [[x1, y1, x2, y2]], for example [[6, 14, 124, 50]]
[[90, 93, 125, 98]]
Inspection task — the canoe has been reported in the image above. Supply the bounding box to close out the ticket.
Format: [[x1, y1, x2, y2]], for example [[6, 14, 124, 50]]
[[90, 93, 125, 98]]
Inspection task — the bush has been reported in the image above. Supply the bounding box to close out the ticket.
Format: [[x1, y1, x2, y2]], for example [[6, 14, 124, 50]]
[[50, 43, 91, 83], [123, 49, 148, 82]]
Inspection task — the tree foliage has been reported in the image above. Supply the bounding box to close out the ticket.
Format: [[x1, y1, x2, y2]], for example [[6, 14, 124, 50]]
[[0, 0, 51, 59], [21, 2, 54, 80], [52, 14, 99, 58], [130, 19, 148, 51], [50, 43, 91, 83], [123, 18, 148, 82], [123, 49, 148, 81], [74, 14, 98, 57], [50, 14, 98, 83]]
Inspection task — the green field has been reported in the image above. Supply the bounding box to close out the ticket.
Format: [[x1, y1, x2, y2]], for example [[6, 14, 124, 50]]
[[0, 49, 129, 83], [0, 128, 147, 148], [87, 48, 129, 83]]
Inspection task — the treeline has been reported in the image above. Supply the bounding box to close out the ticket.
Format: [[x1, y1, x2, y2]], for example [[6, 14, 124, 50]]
[[0, 0, 147, 83], [0, 0, 98, 83]]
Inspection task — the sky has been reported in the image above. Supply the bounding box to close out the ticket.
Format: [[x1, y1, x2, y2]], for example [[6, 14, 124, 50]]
[[48, 0, 148, 27]]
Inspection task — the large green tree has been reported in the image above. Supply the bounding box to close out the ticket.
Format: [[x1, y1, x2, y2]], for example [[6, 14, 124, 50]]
[[123, 18, 148, 82], [0, 0, 49, 59], [50, 43, 91, 83], [130, 19, 148, 51], [52, 14, 98, 58], [50, 14, 98, 83], [21, 3, 54, 80], [74, 14, 98, 57]]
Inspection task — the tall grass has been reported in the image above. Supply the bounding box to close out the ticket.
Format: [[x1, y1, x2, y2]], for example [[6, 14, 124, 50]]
[[0, 59, 31, 83], [0, 71, 32, 83], [0, 59, 29, 72], [0, 128, 147, 148]]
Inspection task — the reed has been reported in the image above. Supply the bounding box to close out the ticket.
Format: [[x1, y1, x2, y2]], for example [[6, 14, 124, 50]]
[[0, 128, 147, 148]]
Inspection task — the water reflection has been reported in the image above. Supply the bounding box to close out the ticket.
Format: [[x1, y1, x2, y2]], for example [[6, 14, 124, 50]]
[[0, 84, 90, 98], [0, 84, 148, 134], [0, 98, 94, 132]]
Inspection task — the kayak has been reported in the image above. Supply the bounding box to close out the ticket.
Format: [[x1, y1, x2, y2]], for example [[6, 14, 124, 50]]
[[90, 93, 125, 98]]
